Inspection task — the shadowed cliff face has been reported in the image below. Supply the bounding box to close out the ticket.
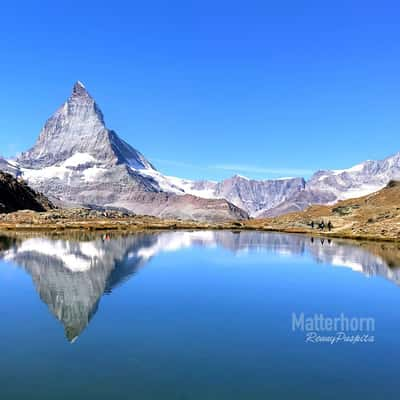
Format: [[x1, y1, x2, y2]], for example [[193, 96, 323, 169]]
[[0, 231, 399, 342], [0, 171, 54, 213]]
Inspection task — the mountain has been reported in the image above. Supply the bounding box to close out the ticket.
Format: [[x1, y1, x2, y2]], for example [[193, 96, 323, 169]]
[[258, 188, 337, 217], [209, 175, 306, 216], [136, 172, 306, 216], [259, 153, 400, 217], [0, 171, 54, 213], [9, 82, 247, 222], [307, 154, 400, 199], [18, 81, 154, 170], [254, 180, 400, 240]]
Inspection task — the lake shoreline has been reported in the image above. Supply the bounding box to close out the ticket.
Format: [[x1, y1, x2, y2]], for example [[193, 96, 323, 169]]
[[0, 210, 399, 243]]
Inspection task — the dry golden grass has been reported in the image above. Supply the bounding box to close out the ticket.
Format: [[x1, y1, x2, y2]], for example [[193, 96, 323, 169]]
[[0, 208, 245, 233]]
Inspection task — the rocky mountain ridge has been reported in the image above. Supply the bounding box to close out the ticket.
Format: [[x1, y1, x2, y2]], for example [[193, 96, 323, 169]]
[[258, 153, 400, 217], [143, 150, 400, 217]]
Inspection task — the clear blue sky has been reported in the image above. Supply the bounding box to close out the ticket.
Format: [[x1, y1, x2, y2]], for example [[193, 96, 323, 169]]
[[1, 1, 399, 181]]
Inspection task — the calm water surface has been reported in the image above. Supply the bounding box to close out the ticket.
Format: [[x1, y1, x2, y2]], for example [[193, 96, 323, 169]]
[[0, 231, 400, 399]]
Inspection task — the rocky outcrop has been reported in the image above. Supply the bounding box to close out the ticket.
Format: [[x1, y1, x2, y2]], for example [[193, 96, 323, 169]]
[[0, 171, 54, 213]]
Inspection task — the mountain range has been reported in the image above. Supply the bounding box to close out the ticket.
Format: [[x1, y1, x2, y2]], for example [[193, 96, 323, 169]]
[[2, 81, 400, 220]]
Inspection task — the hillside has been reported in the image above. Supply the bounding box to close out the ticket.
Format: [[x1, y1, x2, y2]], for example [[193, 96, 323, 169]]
[[0, 172, 54, 213], [246, 180, 400, 241]]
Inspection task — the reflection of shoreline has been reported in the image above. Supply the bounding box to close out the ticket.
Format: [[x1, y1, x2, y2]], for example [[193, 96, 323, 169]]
[[307, 236, 400, 281], [0, 231, 399, 342]]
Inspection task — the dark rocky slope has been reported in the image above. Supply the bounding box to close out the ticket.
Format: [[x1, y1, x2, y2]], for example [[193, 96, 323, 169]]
[[0, 171, 54, 213]]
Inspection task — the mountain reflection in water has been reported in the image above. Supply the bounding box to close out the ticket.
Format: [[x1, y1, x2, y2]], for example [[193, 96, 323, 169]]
[[0, 231, 399, 342]]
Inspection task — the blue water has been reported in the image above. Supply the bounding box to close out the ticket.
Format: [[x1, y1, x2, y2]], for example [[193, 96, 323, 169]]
[[0, 231, 399, 399]]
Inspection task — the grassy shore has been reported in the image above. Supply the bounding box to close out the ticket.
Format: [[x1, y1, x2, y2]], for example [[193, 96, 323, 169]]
[[0, 206, 399, 243], [0, 208, 247, 233]]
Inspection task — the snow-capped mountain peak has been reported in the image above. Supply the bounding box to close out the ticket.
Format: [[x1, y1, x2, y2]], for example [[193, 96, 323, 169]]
[[17, 81, 153, 171], [307, 152, 400, 200], [259, 152, 400, 217], [4, 82, 248, 221]]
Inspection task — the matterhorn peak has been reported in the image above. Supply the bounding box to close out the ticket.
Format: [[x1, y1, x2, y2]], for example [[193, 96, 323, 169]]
[[17, 82, 155, 170], [71, 80, 90, 98], [75, 80, 85, 88]]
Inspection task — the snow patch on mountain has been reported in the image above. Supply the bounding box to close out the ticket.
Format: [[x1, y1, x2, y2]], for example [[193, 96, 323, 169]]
[[167, 177, 217, 198], [335, 184, 383, 201], [20, 153, 108, 184], [82, 166, 108, 182], [133, 168, 185, 194], [63, 152, 97, 167], [332, 162, 365, 175], [132, 167, 219, 198], [21, 165, 71, 181]]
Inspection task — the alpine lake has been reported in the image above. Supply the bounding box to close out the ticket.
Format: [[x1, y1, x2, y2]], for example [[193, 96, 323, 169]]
[[0, 230, 399, 399]]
